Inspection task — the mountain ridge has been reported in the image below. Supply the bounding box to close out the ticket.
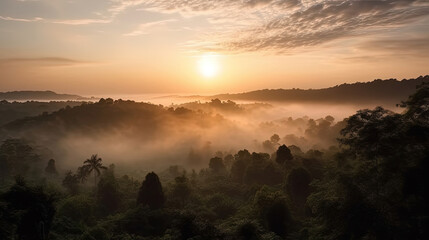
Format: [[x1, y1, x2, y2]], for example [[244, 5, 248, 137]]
[[196, 75, 429, 104], [0, 90, 91, 101], [1, 76, 428, 104]]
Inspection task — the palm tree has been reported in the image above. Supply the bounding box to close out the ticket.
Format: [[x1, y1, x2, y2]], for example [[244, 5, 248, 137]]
[[83, 154, 107, 186]]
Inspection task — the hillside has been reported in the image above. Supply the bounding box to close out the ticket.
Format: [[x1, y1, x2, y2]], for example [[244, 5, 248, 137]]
[[0, 101, 86, 126], [0, 90, 91, 101], [206, 76, 428, 104], [0, 99, 226, 142]]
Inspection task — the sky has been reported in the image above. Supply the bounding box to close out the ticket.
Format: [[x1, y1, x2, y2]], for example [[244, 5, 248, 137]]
[[0, 0, 428, 95]]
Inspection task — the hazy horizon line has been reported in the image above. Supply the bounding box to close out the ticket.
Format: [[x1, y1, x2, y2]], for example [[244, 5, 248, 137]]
[[0, 74, 427, 98]]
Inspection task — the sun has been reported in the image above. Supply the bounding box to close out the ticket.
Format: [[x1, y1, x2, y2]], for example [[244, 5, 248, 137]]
[[198, 53, 220, 78]]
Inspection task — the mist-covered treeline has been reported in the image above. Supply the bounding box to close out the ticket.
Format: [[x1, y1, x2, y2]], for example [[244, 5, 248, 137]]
[[0, 100, 85, 126], [0, 84, 427, 239], [0, 96, 349, 172]]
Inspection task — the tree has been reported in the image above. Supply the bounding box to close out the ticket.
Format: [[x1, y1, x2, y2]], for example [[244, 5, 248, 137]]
[[62, 171, 79, 195], [137, 172, 165, 209], [262, 134, 281, 153], [288, 145, 303, 156], [338, 106, 398, 159], [231, 150, 251, 182], [190, 169, 198, 185], [209, 157, 226, 173], [0, 139, 41, 180], [56, 195, 94, 225], [254, 186, 292, 238], [400, 82, 429, 123], [270, 134, 280, 144], [45, 159, 58, 175], [76, 166, 89, 183], [286, 167, 312, 214], [231, 159, 246, 183], [262, 162, 283, 186], [223, 154, 234, 170], [171, 175, 191, 207], [82, 154, 107, 186], [243, 152, 270, 185], [308, 86, 429, 239], [1, 178, 56, 240], [235, 149, 251, 163], [308, 174, 383, 240], [275, 145, 293, 165], [97, 166, 121, 215]]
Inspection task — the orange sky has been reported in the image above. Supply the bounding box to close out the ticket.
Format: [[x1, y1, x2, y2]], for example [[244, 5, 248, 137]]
[[0, 0, 428, 95]]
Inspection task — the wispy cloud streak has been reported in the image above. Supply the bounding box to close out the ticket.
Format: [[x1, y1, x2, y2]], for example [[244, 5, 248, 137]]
[[123, 19, 177, 36], [2, 0, 428, 53], [136, 0, 429, 53], [0, 16, 43, 22], [52, 19, 112, 25], [0, 57, 91, 66]]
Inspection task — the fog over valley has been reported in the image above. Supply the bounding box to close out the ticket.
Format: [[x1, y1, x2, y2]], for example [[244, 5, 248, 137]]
[[1, 0, 428, 238], [2, 77, 420, 174], [0, 76, 427, 240]]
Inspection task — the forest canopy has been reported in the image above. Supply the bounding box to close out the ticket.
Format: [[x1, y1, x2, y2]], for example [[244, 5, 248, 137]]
[[0, 82, 427, 240]]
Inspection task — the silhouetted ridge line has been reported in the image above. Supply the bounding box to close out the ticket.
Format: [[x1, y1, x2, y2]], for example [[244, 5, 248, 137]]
[[207, 76, 428, 104], [0, 99, 226, 142], [0, 90, 91, 100]]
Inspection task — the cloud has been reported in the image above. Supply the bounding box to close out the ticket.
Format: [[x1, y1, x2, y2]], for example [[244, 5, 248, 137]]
[[2, 0, 429, 54], [359, 35, 429, 57], [222, 0, 429, 52], [136, 0, 429, 53], [336, 33, 429, 63], [140, 0, 300, 13], [123, 19, 177, 36], [109, 0, 146, 16], [1, 1, 145, 26], [52, 18, 112, 25], [0, 16, 111, 26], [0, 57, 91, 66], [0, 16, 43, 22]]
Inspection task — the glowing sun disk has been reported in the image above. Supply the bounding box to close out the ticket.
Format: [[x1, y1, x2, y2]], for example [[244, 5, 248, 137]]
[[198, 54, 220, 78]]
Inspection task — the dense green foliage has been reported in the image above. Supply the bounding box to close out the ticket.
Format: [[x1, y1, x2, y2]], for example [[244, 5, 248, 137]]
[[0, 84, 427, 239], [137, 172, 165, 209]]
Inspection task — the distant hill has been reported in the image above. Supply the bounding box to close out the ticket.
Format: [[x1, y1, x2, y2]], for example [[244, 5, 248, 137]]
[[0, 101, 85, 126], [0, 90, 91, 101], [1, 99, 226, 142], [205, 76, 428, 105]]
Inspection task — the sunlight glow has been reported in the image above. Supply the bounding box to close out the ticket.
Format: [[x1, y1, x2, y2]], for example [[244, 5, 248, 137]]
[[198, 53, 220, 78]]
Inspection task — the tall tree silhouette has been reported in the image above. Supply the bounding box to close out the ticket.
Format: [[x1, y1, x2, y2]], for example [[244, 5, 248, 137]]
[[286, 167, 312, 215], [62, 171, 79, 195], [275, 145, 293, 165], [82, 154, 107, 186], [209, 157, 226, 173], [45, 159, 58, 175], [137, 172, 165, 209], [76, 166, 89, 183], [97, 166, 121, 215], [171, 175, 191, 207]]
